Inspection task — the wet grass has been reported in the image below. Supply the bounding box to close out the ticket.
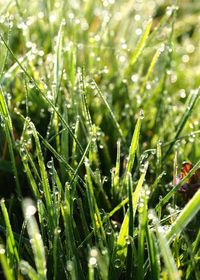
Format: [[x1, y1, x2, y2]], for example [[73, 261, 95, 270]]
[[0, 0, 200, 279]]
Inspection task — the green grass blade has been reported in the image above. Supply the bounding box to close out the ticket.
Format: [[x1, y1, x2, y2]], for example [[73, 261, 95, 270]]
[[156, 225, 180, 280], [29, 122, 52, 210], [0, 87, 21, 196], [137, 192, 148, 279], [1, 199, 19, 267], [20, 260, 40, 280], [94, 81, 124, 141], [164, 87, 200, 159], [0, 34, 84, 154], [156, 158, 200, 211], [53, 21, 63, 101], [61, 183, 84, 279], [0, 245, 14, 280], [0, 35, 7, 79], [113, 210, 129, 272], [126, 18, 152, 74], [80, 68, 93, 129], [71, 116, 79, 167], [166, 190, 200, 243], [70, 136, 92, 185], [133, 161, 149, 215], [126, 173, 134, 279], [111, 162, 148, 277], [140, 47, 161, 94], [60, 103, 69, 181], [22, 199, 47, 280], [108, 161, 148, 218], [85, 161, 106, 245], [146, 226, 160, 280], [126, 116, 141, 175], [21, 156, 40, 198], [112, 139, 121, 198]]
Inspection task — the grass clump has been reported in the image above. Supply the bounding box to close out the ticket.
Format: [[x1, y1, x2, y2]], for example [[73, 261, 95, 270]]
[[0, 0, 200, 279]]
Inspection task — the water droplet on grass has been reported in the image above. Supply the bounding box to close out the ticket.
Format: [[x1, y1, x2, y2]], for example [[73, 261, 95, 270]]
[[67, 260, 73, 271], [139, 109, 144, 119], [0, 246, 5, 254], [89, 257, 97, 266], [25, 204, 37, 218], [28, 80, 34, 89], [114, 259, 121, 268]]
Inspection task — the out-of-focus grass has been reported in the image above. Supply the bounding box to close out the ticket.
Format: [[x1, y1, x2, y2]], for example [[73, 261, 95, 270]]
[[0, 0, 200, 279]]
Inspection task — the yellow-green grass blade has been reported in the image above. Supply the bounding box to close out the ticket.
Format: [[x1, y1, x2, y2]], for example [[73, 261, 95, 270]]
[[1, 199, 19, 267], [0, 244, 14, 280]]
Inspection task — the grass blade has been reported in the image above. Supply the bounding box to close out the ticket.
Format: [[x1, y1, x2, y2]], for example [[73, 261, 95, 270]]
[[166, 189, 200, 243], [1, 199, 19, 267], [0, 34, 84, 154], [20, 260, 40, 280], [156, 225, 180, 280], [125, 18, 152, 74], [137, 192, 148, 279], [164, 87, 200, 159], [22, 199, 47, 280], [146, 226, 160, 280], [126, 115, 141, 175], [140, 47, 161, 94], [0, 87, 21, 196], [0, 245, 14, 280], [94, 81, 124, 141], [156, 158, 200, 211], [53, 21, 63, 101]]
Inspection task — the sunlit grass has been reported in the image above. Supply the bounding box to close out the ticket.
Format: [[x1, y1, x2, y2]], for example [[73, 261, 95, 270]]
[[0, 0, 200, 279]]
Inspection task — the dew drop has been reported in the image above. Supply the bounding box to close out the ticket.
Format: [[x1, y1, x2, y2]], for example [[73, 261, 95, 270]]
[[105, 226, 112, 235], [67, 260, 73, 272], [89, 257, 97, 266], [139, 109, 144, 119], [114, 259, 121, 268], [28, 80, 34, 89], [47, 160, 53, 169], [0, 247, 5, 254], [25, 204, 37, 218]]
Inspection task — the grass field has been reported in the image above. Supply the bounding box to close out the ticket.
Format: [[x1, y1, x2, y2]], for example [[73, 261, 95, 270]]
[[0, 0, 200, 279]]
